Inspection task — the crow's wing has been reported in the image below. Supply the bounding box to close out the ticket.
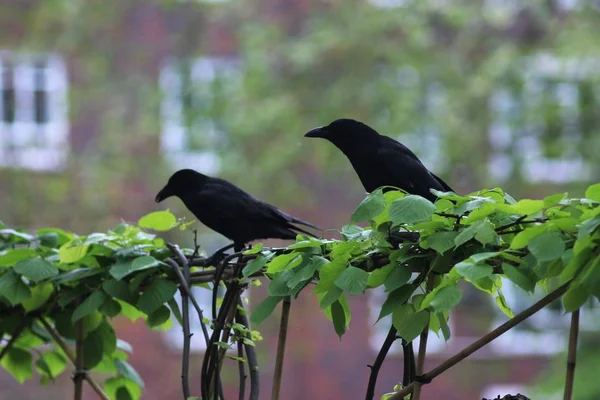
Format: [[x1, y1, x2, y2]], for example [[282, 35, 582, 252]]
[[376, 136, 454, 199]]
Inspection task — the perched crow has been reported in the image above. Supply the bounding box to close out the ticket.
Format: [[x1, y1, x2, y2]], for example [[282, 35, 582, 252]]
[[155, 169, 318, 251], [305, 118, 454, 201]]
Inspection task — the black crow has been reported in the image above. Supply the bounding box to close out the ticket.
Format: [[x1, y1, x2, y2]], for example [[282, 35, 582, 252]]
[[155, 169, 318, 251], [305, 118, 454, 201]]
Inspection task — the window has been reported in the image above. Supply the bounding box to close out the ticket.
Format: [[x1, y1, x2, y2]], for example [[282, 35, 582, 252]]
[[0, 52, 68, 171], [488, 279, 600, 356], [488, 54, 597, 184], [368, 286, 449, 355], [159, 57, 241, 174], [164, 284, 250, 351]]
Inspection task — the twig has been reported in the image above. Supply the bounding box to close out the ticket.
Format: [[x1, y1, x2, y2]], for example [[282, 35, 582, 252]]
[[272, 296, 291, 400], [495, 216, 548, 234], [412, 275, 435, 400], [564, 309, 580, 400], [39, 318, 110, 400], [213, 250, 245, 320], [389, 280, 571, 399], [238, 339, 246, 400], [0, 318, 29, 362], [74, 320, 84, 400], [236, 298, 260, 400], [365, 326, 398, 400]]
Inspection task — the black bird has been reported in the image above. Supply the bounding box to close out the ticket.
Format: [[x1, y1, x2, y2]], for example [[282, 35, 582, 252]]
[[155, 169, 319, 251], [305, 118, 453, 201]]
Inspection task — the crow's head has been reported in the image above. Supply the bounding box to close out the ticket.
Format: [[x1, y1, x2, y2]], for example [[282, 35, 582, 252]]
[[304, 118, 379, 147], [155, 169, 210, 203]]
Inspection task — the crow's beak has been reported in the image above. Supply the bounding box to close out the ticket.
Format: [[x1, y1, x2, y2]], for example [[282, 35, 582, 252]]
[[155, 186, 171, 203], [304, 126, 327, 138]]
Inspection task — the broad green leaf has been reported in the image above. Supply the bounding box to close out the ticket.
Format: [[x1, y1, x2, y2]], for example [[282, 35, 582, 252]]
[[0, 248, 38, 267], [268, 270, 295, 296], [103, 280, 136, 303], [50, 267, 103, 284], [22, 283, 54, 312], [59, 242, 90, 264], [474, 220, 498, 245], [0, 270, 31, 305], [331, 300, 346, 339], [510, 225, 546, 249], [83, 323, 113, 369], [265, 253, 302, 274], [511, 199, 545, 214], [243, 255, 268, 278], [563, 284, 588, 312], [138, 210, 177, 231], [146, 305, 171, 327], [287, 258, 319, 288], [383, 266, 412, 292], [528, 232, 565, 262], [314, 258, 345, 294], [469, 252, 500, 263], [334, 266, 368, 295], [319, 286, 343, 309], [118, 300, 146, 323], [424, 285, 462, 313], [14, 258, 58, 282], [104, 377, 142, 400], [115, 359, 145, 388], [100, 298, 122, 317], [377, 285, 415, 321], [585, 183, 600, 202], [392, 306, 430, 342], [72, 291, 108, 323], [454, 220, 488, 247], [0, 347, 33, 383], [36, 352, 67, 380], [495, 292, 514, 318], [424, 231, 459, 254], [351, 189, 386, 223], [543, 192, 568, 207], [502, 264, 535, 293], [131, 256, 162, 272], [250, 296, 282, 325], [243, 243, 263, 255], [454, 260, 493, 281], [389, 195, 436, 225], [367, 263, 394, 288], [136, 279, 177, 315], [109, 260, 135, 280]]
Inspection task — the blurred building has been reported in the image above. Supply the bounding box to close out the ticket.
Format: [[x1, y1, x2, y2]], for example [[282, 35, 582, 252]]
[[1, 1, 599, 399]]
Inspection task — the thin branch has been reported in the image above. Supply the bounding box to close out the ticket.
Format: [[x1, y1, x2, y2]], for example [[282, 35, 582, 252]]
[[0, 318, 29, 362], [272, 296, 291, 400], [412, 275, 435, 400], [389, 280, 571, 400], [495, 216, 548, 234], [365, 326, 398, 400], [238, 339, 246, 400], [564, 309, 580, 400], [39, 318, 110, 400], [74, 320, 84, 400], [236, 298, 260, 400]]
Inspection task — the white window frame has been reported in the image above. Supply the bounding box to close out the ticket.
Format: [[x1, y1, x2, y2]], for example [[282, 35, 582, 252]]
[[159, 56, 241, 175], [488, 53, 596, 184], [0, 51, 68, 171]]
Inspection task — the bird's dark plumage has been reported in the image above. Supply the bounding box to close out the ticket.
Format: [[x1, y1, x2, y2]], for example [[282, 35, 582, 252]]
[[305, 118, 454, 201], [156, 169, 318, 250]]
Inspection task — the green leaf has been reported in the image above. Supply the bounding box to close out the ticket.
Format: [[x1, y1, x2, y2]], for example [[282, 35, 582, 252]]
[[319, 286, 343, 309], [502, 264, 535, 293], [585, 183, 600, 202], [495, 292, 514, 318], [392, 306, 430, 342], [331, 300, 346, 339], [424, 231, 459, 254], [377, 285, 415, 321], [242, 255, 267, 278], [287, 259, 319, 288], [115, 359, 145, 388], [528, 232, 565, 262], [424, 285, 463, 313], [22, 283, 54, 312], [103, 279, 136, 303], [0, 270, 31, 305], [100, 298, 122, 317], [138, 210, 177, 231], [250, 296, 283, 325], [474, 220, 498, 245], [454, 220, 482, 247], [0, 248, 38, 267], [146, 305, 171, 327], [563, 284, 588, 312], [243, 243, 263, 255], [389, 195, 436, 225], [543, 192, 568, 207], [72, 291, 108, 323], [334, 266, 368, 295], [314, 258, 344, 294], [0, 347, 33, 383], [109, 260, 135, 280], [351, 189, 386, 223], [118, 300, 146, 323], [132, 256, 162, 272], [367, 263, 394, 288], [104, 377, 142, 400], [510, 225, 546, 249], [51, 267, 103, 284], [511, 199, 545, 214], [14, 258, 58, 282], [383, 267, 412, 292], [136, 279, 177, 315], [265, 253, 302, 274], [454, 260, 493, 281], [268, 270, 295, 296], [35, 352, 67, 380], [59, 242, 90, 264]]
